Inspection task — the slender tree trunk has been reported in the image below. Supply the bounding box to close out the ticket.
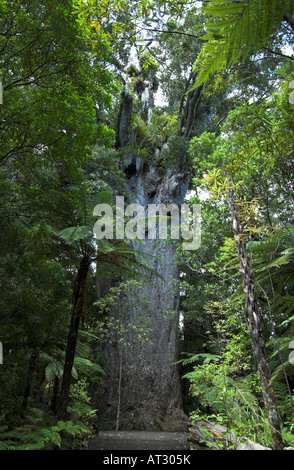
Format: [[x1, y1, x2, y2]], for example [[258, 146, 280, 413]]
[[182, 85, 203, 138], [227, 184, 284, 450], [115, 343, 123, 431], [22, 349, 38, 410], [56, 254, 90, 420], [49, 375, 61, 414]]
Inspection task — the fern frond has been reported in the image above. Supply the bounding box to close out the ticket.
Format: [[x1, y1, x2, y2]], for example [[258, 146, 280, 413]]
[[194, 0, 294, 87], [178, 352, 220, 366], [234, 376, 259, 411], [274, 381, 288, 401], [260, 253, 294, 271], [74, 357, 105, 375], [273, 296, 294, 317], [45, 361, 64, 381], [269, 360, 294, 386], [59, 225, 92, 245]]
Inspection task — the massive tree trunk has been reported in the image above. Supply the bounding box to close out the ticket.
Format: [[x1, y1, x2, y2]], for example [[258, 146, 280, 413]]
[[95, 84, 193, 430]]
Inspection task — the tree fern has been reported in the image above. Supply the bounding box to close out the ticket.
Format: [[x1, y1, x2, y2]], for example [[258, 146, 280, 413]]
[[59, 225, 93, 245], [269, 360, 294, 386], [74, 357, 105, 375], [248, 226, 294, 303], [193, 0, 294, 88], [178, 352, 220, 366], [42, 352, 64, 381]]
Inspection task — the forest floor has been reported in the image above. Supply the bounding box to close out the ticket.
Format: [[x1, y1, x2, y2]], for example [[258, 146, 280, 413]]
[[87, 430, 191, 450]]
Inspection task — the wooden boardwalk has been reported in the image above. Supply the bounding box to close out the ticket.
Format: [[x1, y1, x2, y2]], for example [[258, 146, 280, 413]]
[[88, 430, 190, 450]]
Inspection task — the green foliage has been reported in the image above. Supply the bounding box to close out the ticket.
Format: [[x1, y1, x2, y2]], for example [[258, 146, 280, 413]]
[[59, 226, 94, 246], [1, 0, 294, 452], [183, 76, 294, 448], [248, 226, 294, 313], [0, 0, 132, 439], [185, 349, 275, 446], [93, 280, 152, 348], [159, 135, 190, 168], [0, 412, 90, 450], [68, 379, 98, 422], [182, 299, 257, 415], [149, 113, 179, 148], [0, 0, 118, 167], [193, 0, 294, 88], [73, 0, 189, 49]]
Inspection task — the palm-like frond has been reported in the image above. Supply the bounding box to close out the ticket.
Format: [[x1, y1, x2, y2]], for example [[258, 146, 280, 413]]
[[269, 360, 294, 386], [248, 226, 294, 298], [194, 0, 294, 88], [73, 357, 105, 376]]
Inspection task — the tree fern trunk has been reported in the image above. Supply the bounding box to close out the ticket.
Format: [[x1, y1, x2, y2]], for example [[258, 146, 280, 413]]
[[22, 349, 38, 410], [56, 254, 90, 420], [227, 184, 284, 450], [49, 375, 61, 415]]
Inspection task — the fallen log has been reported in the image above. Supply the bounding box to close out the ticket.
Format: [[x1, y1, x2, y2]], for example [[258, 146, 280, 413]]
[[188, 419, 272, 450]]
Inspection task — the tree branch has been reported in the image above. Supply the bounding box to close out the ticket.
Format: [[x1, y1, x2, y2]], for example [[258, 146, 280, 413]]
[[262, 46, 294, 61], [142, 27, 200, 40]]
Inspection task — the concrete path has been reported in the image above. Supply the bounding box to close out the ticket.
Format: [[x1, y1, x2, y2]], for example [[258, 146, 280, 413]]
[[88, 431, 190, 450]]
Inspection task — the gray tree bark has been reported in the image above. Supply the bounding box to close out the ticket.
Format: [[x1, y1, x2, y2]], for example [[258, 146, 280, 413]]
[[95, 86, 192, 431]]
